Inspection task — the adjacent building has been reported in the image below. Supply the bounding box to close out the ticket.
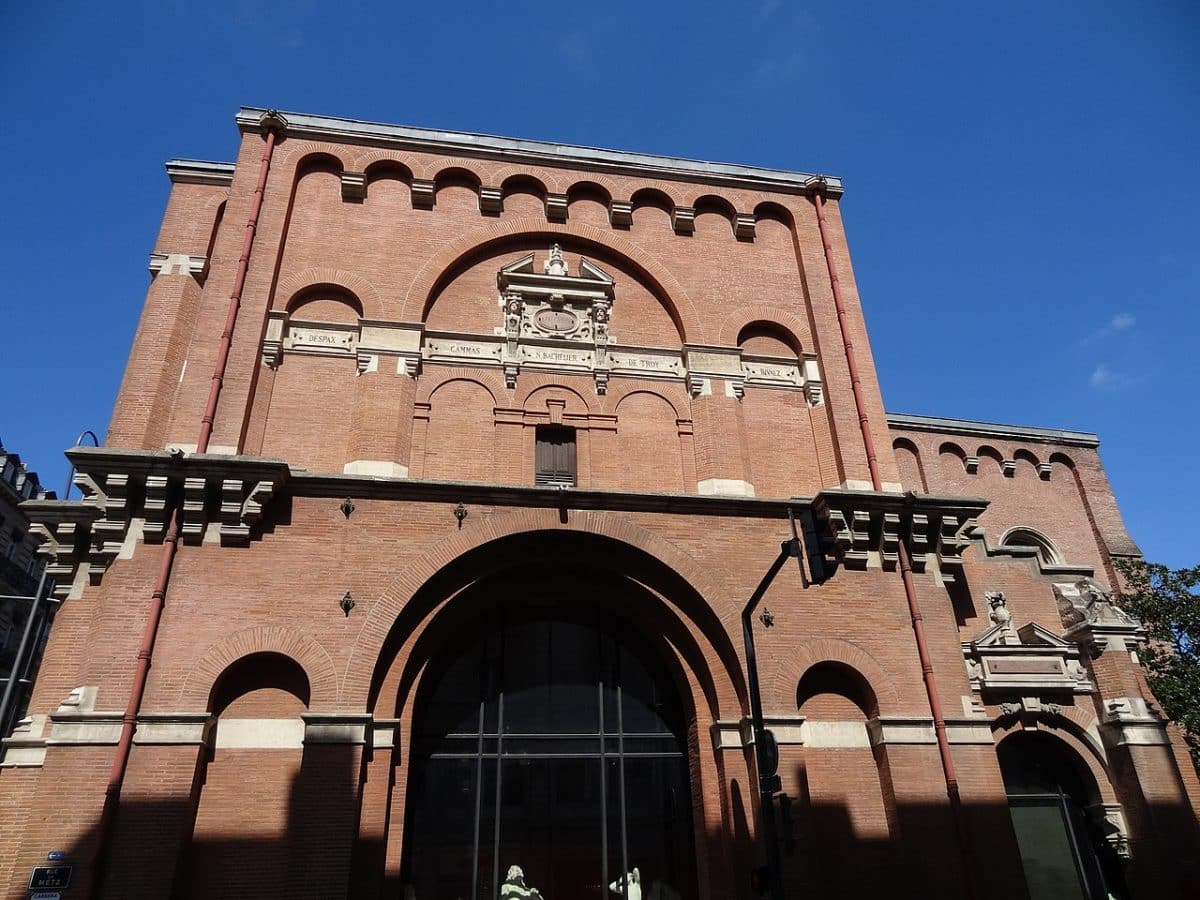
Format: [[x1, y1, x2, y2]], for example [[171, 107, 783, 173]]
[[2, 108, 1198, 900], [0, 441, 51, 740]]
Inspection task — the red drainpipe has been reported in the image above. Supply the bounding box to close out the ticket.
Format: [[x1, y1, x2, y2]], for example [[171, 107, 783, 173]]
[[89, 113, 283, 896], [811, 184, 976, 895]]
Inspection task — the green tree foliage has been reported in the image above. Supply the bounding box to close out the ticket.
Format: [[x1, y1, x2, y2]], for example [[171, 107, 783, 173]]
[[1115, 558, 1200, 762]]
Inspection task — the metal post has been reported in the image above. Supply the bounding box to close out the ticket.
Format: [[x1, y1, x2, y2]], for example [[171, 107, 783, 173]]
[[0, 566, 50, 739], [742, 539, 800, 900]]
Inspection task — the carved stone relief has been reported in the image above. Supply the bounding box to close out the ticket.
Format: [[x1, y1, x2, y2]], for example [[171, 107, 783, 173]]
[[962, 592, 1094, 694]]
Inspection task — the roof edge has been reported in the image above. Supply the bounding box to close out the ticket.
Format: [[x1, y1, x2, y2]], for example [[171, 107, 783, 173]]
[[166, 159, 236, 186], [887, 413, 1100, 449], [234, 107, 843, 197]]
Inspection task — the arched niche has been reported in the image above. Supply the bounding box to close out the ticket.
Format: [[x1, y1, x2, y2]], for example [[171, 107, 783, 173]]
[[737, 321, 801, 358], [286, 284, 364, 324], [209, 651, 312, 718], [566, 180, 612, 227], [1000, 526, 1063, 566], [892, 438, 928, 492], [796, 660, 879, 720], [190, 651, 313, 897]]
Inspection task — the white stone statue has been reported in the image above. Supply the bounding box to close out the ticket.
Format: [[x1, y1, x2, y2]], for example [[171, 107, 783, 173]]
[[609, 867, 641, 900], [501, 865, 545, 900], [544, 244, 569, 276]]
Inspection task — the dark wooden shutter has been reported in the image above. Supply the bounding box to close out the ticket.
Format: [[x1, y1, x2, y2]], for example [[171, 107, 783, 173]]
[[535, 427, 576, 486]]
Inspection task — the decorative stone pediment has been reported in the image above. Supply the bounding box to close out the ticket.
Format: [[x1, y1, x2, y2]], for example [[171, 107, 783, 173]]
[[23, 448, 289, 600], [495, 246, 616, 391], [962, 592, 1093, 694], [1054, 578, 1145, 654]]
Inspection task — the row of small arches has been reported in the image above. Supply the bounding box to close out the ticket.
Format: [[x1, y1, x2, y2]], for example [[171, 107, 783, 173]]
[[296, 151, 797, 238], [894, 437, 1078, 483]]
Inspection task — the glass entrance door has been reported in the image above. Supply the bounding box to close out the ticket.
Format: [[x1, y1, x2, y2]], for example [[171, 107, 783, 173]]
[[402, 611, 696, 900]]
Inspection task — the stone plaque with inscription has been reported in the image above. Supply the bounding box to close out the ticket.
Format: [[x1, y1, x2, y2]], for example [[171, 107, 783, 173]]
[[286, 325, 357, 355]]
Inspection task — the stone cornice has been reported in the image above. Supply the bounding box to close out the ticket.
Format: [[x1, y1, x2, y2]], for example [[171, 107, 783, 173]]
[[293, 472, 811, 519], [887, 413, 1099, 449], [165, 158, 236, 187], [813, 489, 989, 579], [235, 107, 845, 198], [22, 448, 1005, 599]]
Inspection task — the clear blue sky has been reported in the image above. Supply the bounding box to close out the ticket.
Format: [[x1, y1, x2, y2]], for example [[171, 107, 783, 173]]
[[1, 1, 1196, 567]]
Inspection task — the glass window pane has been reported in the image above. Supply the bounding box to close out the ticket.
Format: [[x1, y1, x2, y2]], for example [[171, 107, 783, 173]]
[[1009, 800, 1088, 900], [619, 646, 675, 735], [622, 756, 696, 900], [407, 612, 695, 899], [405, 756, 479, 900], [419, 642, 485, 738], [498, 758, 602, 900], [502, 621, 551, 734]]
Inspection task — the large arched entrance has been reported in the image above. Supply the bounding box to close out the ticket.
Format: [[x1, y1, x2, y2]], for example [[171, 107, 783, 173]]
[[998, 732, 1127, 900], [399, 569, 698, 900]]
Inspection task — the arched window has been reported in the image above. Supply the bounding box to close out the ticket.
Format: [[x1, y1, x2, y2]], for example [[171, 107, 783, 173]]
[[1001, 527, 1062, 566], [402, 609, 696, 900], [998, 732, 1127, 899]]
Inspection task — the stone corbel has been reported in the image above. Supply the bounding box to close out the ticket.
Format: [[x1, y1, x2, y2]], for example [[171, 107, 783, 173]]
[[411, 179, 435, 208], [734, 213, 756, 240], [1001, 459, 1016, 477], [1086, 803, 1132, 860], [149, 253, 208, 282], [25, 449, 292, 596], [803, 358, 825, 406], [684, 345, 743, 399], [609, 200, 632, 227], [220, 478, 282, 546], [811, 490, 987, 578], [1099, 697, 1170, 747], [262, 311, 288, 368], [594, 368, 610, 395], [964, 456, 980, 474], [180, 476, 208, 544], [996, 696, 1064, 731], [133, 713, 213, 746], [0, 715, 48, 767], [479, 185, 502, 214], [909, 513, 931, 572], [302, 713, 372, 745], [936, 511, 976, 582], [503, 362, 519, 390], [340, 171, 366, 201], [357, 320, 424, 378], [881, 512, 901, 570], [671, 206, 695, 234], [1037, 463, 1052, 480], [142, 475, 171, 542], [545, 193, 568, 221], [824, 508, 870, 569]]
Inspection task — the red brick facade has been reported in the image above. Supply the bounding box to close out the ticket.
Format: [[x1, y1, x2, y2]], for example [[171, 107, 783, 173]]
[[2, 108, 1197, 899]]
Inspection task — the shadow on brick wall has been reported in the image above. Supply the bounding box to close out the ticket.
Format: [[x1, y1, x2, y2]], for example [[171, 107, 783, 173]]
[[8, 754, 1200, 900]]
